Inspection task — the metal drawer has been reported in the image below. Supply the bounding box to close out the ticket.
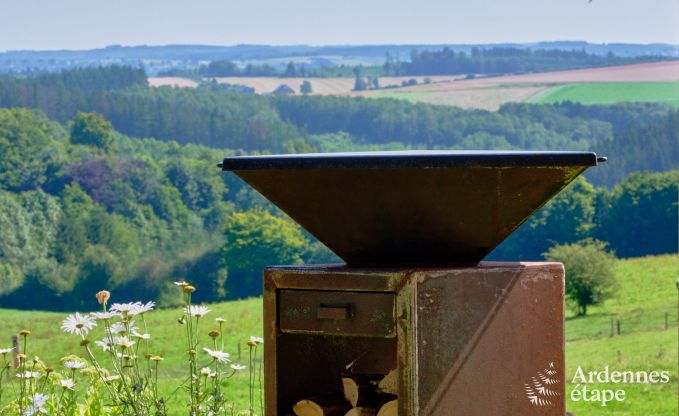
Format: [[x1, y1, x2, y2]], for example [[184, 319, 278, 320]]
[[278, 290, 396, 337]]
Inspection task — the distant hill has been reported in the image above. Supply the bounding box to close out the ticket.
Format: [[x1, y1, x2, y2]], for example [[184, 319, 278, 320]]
[[1, 42, 677, 75]]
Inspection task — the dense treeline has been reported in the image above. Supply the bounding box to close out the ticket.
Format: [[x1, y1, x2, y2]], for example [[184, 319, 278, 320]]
[[1, 67, 676, 186], [386, 47, 670, 76], [194, 48, 668, 79], [0, 108, 233, 309], [490, 171, 678, 261], [0, 108, 676, 308]]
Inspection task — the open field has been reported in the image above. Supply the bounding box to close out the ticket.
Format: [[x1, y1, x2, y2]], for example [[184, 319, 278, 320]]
[[148, 61, 679, 110], [1, 254, 674, 414], [148, 75, 462, 94], [478, 60, 679, 84], [212, 75, 459, 95], [365, 84, 547, 110], [529, 82, 679, 106], [365, 61, 679, 109]]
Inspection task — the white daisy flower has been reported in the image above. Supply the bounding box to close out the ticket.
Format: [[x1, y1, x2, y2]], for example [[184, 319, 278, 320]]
[[61, 312, 96, 336], [114, 336, 135, 349], [109, 321, 138, 335], [184, 305, 210, 318], [95, 339, 112, 352], [110, 302, 142, 315], [116, 353, 137, 360], [60, 378, 75, 390], [249, 336, 264, 345], [200, 367, 216, 377], [132, 332, 151, 340], [230, 364, 246, 371], [63, 361, 86, 370], [131, 301, 155, 315], [90, 311, 121, 320], [173, 281, 189, 286], [25, 393, 49, 416], [16, 371, 41, 379], [0, 347, 14, 355], [203, 348, 230, 363]]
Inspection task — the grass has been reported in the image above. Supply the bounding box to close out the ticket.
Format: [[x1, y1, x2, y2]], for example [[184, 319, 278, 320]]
[[0, 297, 264, 413], [0, 254, 676, 414], [566, 329, 677, 415], [565, 254, 679, 341], [564, 254, 678, 415], [529, 82, 679, 106]]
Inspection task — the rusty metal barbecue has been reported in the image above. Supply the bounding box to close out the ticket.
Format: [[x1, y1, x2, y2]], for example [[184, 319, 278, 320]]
[[220, 150, 604, 416]]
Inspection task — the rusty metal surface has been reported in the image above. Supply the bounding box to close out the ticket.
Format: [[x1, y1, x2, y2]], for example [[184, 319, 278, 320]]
[[413, 263, 565, 415], [264, 263, 565, 416], [278, 290, 396, 337], [263, 268, 404, 416], [225, 155, 596, 265]]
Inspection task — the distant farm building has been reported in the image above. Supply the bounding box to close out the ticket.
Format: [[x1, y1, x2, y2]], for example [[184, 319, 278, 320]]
[[271, 84, 295, 95]]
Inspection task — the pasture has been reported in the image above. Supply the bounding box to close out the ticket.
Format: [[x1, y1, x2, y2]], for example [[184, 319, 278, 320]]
[[529, 82, 679, 106], [1, 254, 674, 414]]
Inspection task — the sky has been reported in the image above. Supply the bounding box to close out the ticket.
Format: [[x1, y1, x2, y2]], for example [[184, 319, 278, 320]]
[[1, 0, 678, 51]]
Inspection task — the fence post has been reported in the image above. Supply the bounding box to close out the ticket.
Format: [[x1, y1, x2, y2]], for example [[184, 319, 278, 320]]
[[616, 319, 621, 335], [238, 342, 241, 360], [610, 318, 614, 337], [665, 312, 669, 330], [12, 335, 19, 368]]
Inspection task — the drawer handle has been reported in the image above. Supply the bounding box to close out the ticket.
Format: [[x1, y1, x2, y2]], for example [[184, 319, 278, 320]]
[[317, 304, 352, 320]]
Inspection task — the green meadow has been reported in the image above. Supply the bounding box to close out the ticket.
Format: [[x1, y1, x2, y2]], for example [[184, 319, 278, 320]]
[[530, 82, 679, 106], [0, 254, 676, 414]]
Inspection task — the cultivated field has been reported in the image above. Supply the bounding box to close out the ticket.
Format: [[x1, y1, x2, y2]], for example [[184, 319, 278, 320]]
[[364, 61, 679, 109], [148, 60, 679, 110], [0, 254, 675, 415], [529, 82, 679, 106], [211, 75, 460, 95]]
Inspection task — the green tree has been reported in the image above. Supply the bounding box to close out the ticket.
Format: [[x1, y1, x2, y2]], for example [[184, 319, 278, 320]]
[[70, 112, 114, 151], [596, 171, 678, 257], [353, 76, 368, 91], [284, 61, 298, 77], [544, 240, 617, 316], [221, 209, 308, 298], [300, 80, 313, 94]]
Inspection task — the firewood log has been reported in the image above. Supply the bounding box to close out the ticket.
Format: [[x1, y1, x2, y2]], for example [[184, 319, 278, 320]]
[[376, 399, 397, 416], [341, 374, 383, 407], [293, 394, 352, 416], [376, 369, 398, 395], [344, 408, 377, 416]]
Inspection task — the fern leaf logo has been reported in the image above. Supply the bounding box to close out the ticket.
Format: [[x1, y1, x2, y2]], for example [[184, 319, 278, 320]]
[[524, 362, 561, 407]]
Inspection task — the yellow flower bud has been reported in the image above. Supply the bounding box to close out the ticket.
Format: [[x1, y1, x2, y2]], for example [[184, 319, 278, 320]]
[[95, 290, 111, 305]]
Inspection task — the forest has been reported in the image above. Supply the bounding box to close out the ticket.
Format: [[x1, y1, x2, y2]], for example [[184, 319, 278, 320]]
[[0, 67, 676, 310], [0, 66, 676, 186], [385, 47, 669, 76]]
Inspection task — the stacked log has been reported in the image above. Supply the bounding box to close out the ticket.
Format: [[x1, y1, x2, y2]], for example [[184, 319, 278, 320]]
[[292, 370, 398, 416]]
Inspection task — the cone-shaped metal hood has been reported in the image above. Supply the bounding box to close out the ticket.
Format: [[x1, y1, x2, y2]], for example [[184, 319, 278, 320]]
[[220, 151, 602, 266]]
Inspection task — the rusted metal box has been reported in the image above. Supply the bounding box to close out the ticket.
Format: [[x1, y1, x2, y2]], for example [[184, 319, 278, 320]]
[[264, 263, 565, 415]]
